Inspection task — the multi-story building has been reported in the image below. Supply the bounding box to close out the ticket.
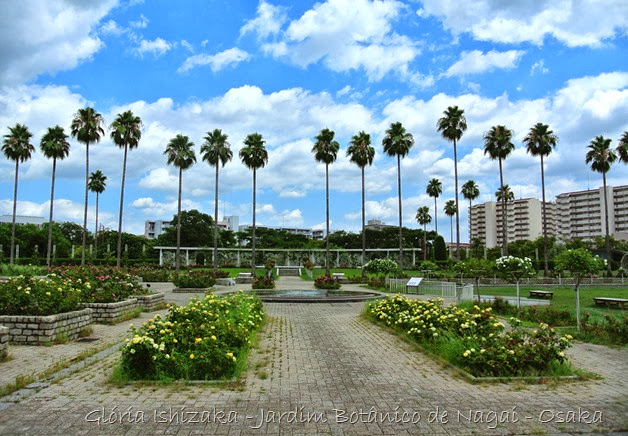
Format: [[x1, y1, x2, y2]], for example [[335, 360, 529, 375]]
[[237, 224, 324, 239], [0, 215, 46, 226], [144, 220, 172, 239], [364, 219, 397, 231]]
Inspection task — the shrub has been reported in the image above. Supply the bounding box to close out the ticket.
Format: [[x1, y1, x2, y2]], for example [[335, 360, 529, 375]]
[[81, 273, 147, 303], [252, 277, 275, 289], [314, 276, 341, 289], [363, 258, 400, 276], [118, 292, 264, 380], [173, 270, 216, 289], [133, 266, 173, 282], [0, 275, 84, 315], [303, 260, 315, 269], [579, 312, 628, 345], [213, 270, 230, 279]]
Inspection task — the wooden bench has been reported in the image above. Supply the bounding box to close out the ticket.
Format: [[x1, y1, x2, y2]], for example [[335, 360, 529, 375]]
[[593, 297, 628, 309], [528, 290, 554, 299]]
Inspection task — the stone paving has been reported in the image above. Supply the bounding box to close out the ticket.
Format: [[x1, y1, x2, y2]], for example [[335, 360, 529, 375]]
[[0, 277, 626, 435]]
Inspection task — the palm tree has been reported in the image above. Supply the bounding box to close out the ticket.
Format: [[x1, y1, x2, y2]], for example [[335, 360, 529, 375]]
[[239, 133, 269, 277], [444, 199, 456, 250], [523, 123, 559, 276], [40, 125, 70, 267], [88, 170, 107, 259], [347, 131, 375, 279], [426, 178, 442, 235], [495, 185, 514, 203], [201, 128, 233, 272], [415, 206, 431, 261], [483, 125, 515, 256], [164, 134, 196, 274], [437, 106, 467, 260], [2, 124, 34, 265], [586, 135, 617, 273], [461, 180, 480, 244], [617, 131, 628, 163], [110, 110, 142, 267], [382, 122, 414, 268], [71, 107, 105, 265]]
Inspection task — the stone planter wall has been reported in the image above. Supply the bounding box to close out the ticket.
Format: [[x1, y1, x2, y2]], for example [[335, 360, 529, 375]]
[[83, 298, 138, 323], [173, 288, 209, 293], [134, 293, 165, 311], [0, 308, 93, 345], [0, 325, 9, 358]]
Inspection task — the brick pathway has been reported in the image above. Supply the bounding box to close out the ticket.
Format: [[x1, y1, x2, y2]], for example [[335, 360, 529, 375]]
[[0, 279, 626, 435]]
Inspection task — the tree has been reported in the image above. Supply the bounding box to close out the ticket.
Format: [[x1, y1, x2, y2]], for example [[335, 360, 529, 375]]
[[495, 185, 514, 203], [495, 255, 535, 308], [523, 123, 558, 276], [164, 134, 196, 273], [461, 180, 480, 244], [110, 110, 142, 267], [433, 235, 447, 261], [382, 122, 414, 267], [555, 249, 606, 331], [617, 131, 628, 163], [88, 170, 107, 257], [71, 107, 105, 265], [483, 125, 515, 256], [585, 135, 617, 273], [444, 199, 456, 250], [157, 209, 214, 247], [347, 130, 375, 279], [201, 128, 233, 272], [426, 178, 442, 235], [239, 133, 269, 277], [363, 258, 400, 278], [415, 206, 431, 261], [2, 123, 35, 265], [312, 128, 340, 277], [454, 258, 494, 302], [437, 106, 467, 260], [40, 125, 70, 267]]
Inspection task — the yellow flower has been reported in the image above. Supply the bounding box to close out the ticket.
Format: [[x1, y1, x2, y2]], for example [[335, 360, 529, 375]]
[[173, 338, 178, 343], [129, 349, 136, 354], [211, 335, 216, 340], [195, 337, 202, 343], [189, 354, 195, 359]]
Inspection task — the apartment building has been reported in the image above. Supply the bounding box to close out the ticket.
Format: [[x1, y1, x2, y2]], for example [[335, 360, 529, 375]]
[[144, 220, 172, 239]]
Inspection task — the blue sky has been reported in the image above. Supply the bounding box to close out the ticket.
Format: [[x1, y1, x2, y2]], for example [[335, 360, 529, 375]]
[[1, 0, 627, 242]]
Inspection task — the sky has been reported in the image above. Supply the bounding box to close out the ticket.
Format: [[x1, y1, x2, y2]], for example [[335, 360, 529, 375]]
[[0, 0, 627, 243]]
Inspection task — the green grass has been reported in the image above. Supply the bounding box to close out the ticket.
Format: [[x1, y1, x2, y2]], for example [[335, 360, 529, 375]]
[[300, 267, 430, 281]]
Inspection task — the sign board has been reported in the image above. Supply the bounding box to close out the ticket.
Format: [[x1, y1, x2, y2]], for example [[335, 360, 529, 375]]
[[406, 277, 423, 287]]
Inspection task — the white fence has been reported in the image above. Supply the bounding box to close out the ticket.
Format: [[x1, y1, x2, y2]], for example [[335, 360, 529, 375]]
[[387, 278, 474, 302]]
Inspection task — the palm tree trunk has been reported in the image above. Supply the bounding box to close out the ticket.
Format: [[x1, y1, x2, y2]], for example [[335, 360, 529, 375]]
[[499, 158, 508, 256], [450, 216, 453, 247], [453, 138, 460, 260], [468, 198, 472, 248], [251, 168, 257, 277], [117, 144, 128, 268], [325, 163, 330, 277], [397, 155, 403, 268], [94, 192, 99, 259], [361, 166, 366, 280], [82, 142, 89, 265], [602, 173, 611, 273], [10, 161, 19, 265], [540, 154, 549, 276], [213, 164, 219, 273], [433, 197, 438, 234], [46, 158, 57, 267], [176, 167, 182, 274], [423, 224, 427, 261]]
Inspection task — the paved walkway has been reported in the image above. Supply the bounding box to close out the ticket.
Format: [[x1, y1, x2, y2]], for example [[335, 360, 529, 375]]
[[0, 277, 626, 434]]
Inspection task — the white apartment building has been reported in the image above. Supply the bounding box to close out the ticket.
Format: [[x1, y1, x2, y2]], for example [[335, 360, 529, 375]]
[[144, 220, 173, 239], [0, 215, 46, 226]]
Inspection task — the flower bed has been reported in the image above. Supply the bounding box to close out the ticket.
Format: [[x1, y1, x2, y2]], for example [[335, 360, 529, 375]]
[[252, 277, 275, 289], [173, 270, 216, 290], [132, 266, 174, 282], [84, 299, 139, 324], [0, 275, 84, 316], [117, 292, 264, 381], [0, 308, 92, 344], [366, 295, 573, 378], [134, 293, 165, 311], [314, 276, 341, 289]]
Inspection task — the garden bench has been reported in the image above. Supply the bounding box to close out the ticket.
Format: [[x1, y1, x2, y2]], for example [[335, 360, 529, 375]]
[[332, 273, 348, 284], [235, 273, 254, 284], [592, 297, 628, 309], [528, 290, 554, 299]]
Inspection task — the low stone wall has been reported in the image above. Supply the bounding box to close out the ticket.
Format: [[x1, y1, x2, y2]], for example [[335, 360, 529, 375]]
[[135, 293, 165, 311], [0, 308, 93, 345], [173, 288, 209, 293], [0, 325, 9, 358], [83, 298, 139, 323]]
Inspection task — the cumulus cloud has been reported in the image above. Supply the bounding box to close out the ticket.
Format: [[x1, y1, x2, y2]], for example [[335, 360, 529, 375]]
[[240, 1, 287, 39], [445, 50, 525, 77], [178, 47, 250, 73], [134, 37, 173, 57]]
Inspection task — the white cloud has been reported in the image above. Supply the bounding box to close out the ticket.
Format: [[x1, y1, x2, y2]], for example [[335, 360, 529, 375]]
[[280, 190, 306, 198], [445, 50, 525, 77], [131, 196, 201, 218], [130, 14, 148, 29], [530, 59, 549, 75], [240, 1, 287, 39], [138, 168, 179, 191], [100, 20, 124, 36], [178, 48, 250, 73], [135, 37, 173, 57], [418, 0, 628, 47]]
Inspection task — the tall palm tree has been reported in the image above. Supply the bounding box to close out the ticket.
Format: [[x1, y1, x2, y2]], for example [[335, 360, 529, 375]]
[[617, 131, 628, 163], [586, 135, 617, 273], [40, 125, 70, 267], [71, 107, 105, 265], [496, 185, 514, 250], [347, 131, 375, 279], [523, 123, 559, 275], [382, 122, 414, 268], [437, 106, 467, 260], [426, 178, 442, 235], [110, 110, 142, 267], [461, 180, 480, 244], [444, 199, 456, 249], [483, 125, 515, 256], [312, 128, 340, 277], [415, 206, 431, 261], [164, 134, 196, 274], [201, 128, 233, 272], [2, 124, 34, 265], [239, 133, 269, 277], [88, 170, 107, 259]]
